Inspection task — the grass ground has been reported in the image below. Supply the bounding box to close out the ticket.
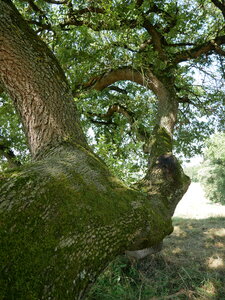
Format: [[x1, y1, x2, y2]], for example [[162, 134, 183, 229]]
[[87, 217, 225, 299]]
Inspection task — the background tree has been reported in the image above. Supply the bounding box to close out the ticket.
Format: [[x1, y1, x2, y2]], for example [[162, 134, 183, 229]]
[[184, 164, 201, 182], [0, 0, 224, 299], [198, 132, 225, 204]]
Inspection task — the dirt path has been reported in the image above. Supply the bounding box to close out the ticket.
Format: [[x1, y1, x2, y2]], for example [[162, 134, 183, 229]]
[[174, 182, 225, 219]]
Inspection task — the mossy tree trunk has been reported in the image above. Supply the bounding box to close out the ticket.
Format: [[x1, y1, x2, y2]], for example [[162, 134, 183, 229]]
[[0, 1, 190, 299]]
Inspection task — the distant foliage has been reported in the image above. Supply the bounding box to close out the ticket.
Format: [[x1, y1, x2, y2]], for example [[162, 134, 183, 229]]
[[184, 165, 201, 182], [198, 133, 225, 204]]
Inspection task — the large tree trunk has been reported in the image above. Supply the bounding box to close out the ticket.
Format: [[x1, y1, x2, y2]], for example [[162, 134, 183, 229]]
[[0, 0, 87, 159], [0, 1, 190, 299], [0, 144, 175, 299]]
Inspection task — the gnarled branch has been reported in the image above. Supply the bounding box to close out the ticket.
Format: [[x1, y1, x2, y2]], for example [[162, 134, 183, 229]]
[[88, 103, 134, 123], [84, 67, 145, 90], [142, 20, 167, 60], [83, 67, 161, 95], [107, 86, 128, 94], [174, 36, 225, 63], [23, 0, 44, 14], [87, 103, 150, 151]]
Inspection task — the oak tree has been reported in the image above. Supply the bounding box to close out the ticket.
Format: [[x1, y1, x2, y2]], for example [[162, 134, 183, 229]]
[[0, 0, 224, 299]]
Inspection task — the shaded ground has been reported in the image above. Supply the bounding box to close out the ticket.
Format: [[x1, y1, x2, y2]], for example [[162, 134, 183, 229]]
[[87, 183, 225, 300]]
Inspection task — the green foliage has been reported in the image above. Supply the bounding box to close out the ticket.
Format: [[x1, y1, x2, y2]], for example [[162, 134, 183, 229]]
[[0, 94, 30, 169], [77, 86, 154, 183], [2, 0, 224, 180], [198, 133, 225, 204], [88, 256, 208, 300], [87, 257, 142, 300], [184, 165, 201, 182]]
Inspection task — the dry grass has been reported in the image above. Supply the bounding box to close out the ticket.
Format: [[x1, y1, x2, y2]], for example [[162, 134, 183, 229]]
[[87, 184, 225, 299], [87, 217, 225, 300]]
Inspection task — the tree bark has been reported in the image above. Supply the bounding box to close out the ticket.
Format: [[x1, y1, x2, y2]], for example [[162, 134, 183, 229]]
[[0, 143, 180, 299], [0, 0, 88, 159], [0, 1, 190, 299]]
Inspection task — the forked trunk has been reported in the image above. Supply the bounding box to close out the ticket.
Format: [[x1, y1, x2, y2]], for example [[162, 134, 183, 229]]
[[0, 1, 190, 299]]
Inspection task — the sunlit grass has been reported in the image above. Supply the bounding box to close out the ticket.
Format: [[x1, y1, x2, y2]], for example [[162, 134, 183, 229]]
[[87, 217, 225, 300]]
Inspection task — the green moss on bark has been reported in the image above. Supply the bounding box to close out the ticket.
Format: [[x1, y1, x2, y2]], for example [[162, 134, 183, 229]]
[[0, 145, 174, 299], [149, 126, 173, 160]]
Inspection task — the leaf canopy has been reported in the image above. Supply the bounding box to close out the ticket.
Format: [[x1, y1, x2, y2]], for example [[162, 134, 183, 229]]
[[1, 0, 224, 181]]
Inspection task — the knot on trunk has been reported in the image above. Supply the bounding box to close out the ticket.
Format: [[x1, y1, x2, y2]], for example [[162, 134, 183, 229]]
[[155, 154, 178, 180]]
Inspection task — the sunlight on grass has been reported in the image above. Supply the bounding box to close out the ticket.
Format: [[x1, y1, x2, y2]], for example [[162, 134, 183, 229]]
[[87, 217, 225, 300], [197, 280, 217, 299], [204, 228, 225, 238], [207, 256, 224, 269], [87, 185, 225, 299], [173, 225, 187, 237], [171, 247, 182, 255]]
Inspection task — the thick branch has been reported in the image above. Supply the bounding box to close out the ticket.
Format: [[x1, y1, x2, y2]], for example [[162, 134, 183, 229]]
[[87, 104, 151, 150], [88, 103, 134, 123], [210, 0, 225, 18], [1, 145, 184, 299], [174, 36, 225, 63], [142, 20, 167, 59], [23, 0, 44, 13], [83, 67, 161, 95], [83, 68, 178, 140], [84, 68, 144, 90], [107, 86, 127, 94]]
